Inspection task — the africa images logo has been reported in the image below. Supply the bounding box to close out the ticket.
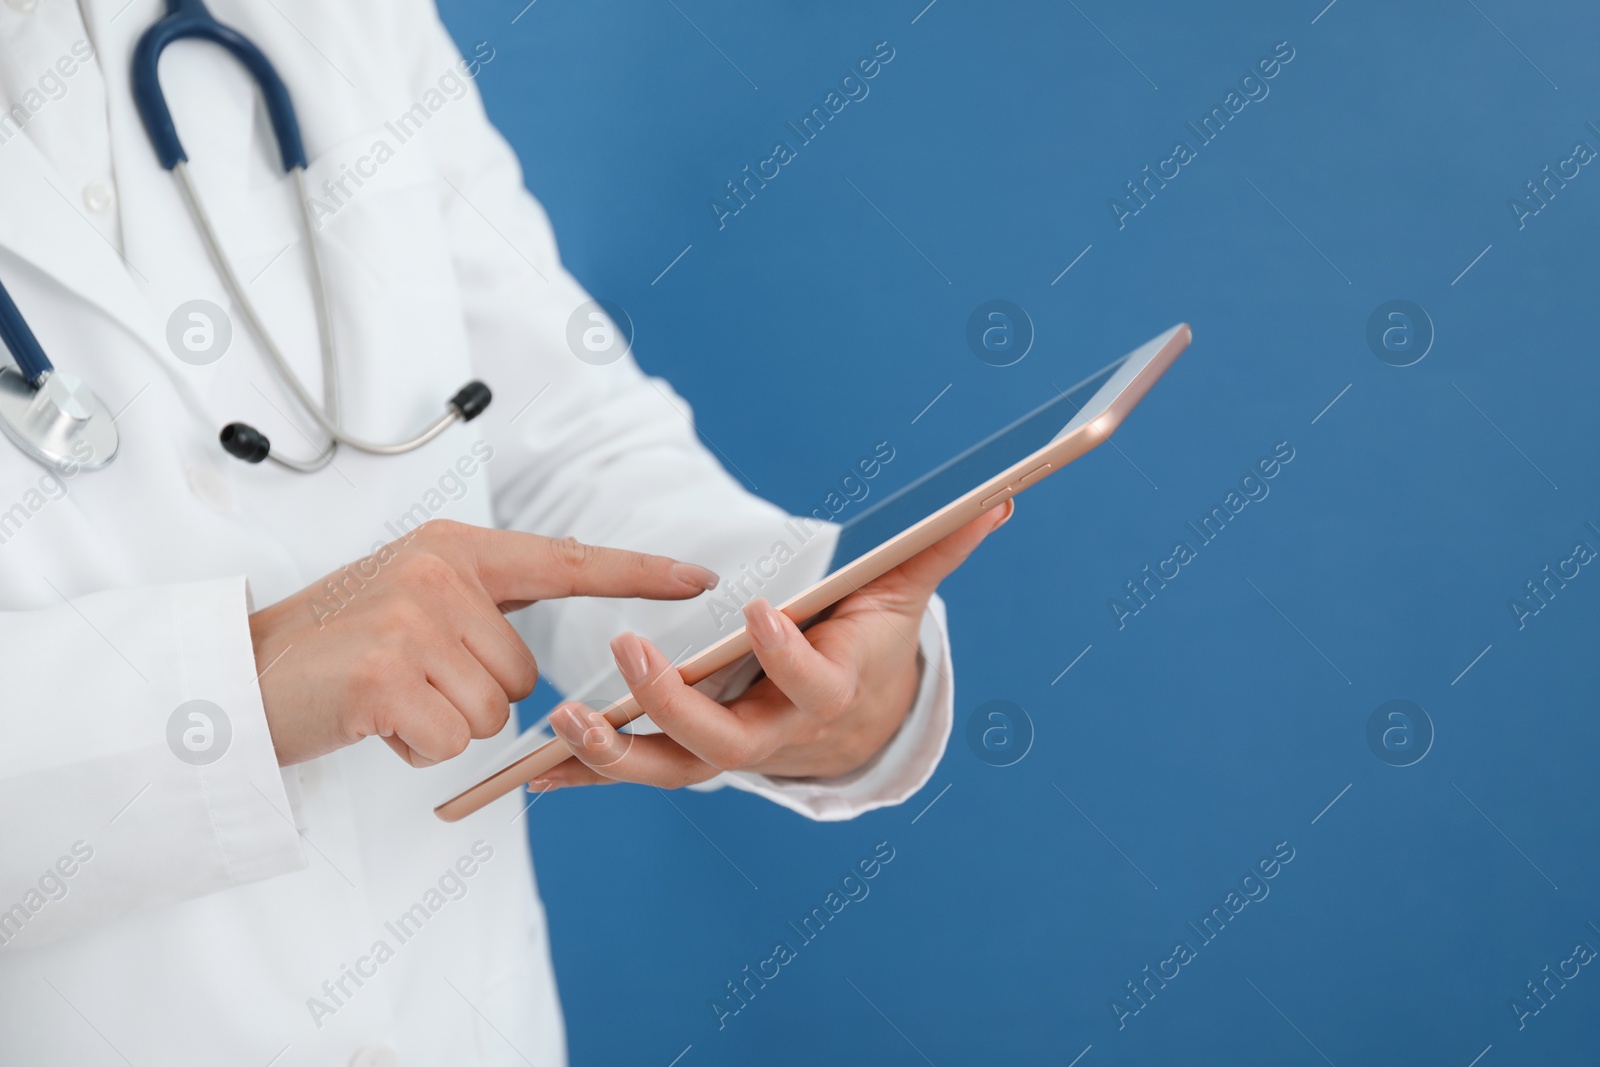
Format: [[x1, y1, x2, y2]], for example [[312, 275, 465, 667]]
[[708, 41, 897, 230], [1107, 41, 1297, 230]]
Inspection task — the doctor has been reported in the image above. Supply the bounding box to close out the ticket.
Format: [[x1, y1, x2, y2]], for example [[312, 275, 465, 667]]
[[0, 1, 1004, 1064]]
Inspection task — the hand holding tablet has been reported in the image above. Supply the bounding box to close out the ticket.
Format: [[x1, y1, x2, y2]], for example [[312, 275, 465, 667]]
[[435, 323, 1191, 820]]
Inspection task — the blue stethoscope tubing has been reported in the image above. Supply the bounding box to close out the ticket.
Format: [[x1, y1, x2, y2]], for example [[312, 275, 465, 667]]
[[0, 0, 490, 475], [132, 0, 307, 174]]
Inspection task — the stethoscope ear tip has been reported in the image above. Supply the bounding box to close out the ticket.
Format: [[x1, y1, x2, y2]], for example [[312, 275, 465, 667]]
[[216, 379, 490, 470], [220, 422, 271, 463], [450, 381, 493, 422]]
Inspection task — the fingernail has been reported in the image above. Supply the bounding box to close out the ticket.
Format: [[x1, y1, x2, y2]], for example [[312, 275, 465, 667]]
[[585, 711, 618, 756], [611, 632, 650, 686], [990, 498, 1015, 528], [672, 562, 720, 591], [747, 600, 786, 651], [550, 705, 585, 746]]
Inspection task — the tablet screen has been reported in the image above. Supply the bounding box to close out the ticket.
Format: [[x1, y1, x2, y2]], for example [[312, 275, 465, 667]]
[[826, 355, 1127, 573]]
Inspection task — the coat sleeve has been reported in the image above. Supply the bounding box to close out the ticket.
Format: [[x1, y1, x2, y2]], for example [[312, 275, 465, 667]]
[[403, 8, 955, 818], [0, 577, 305, 952]]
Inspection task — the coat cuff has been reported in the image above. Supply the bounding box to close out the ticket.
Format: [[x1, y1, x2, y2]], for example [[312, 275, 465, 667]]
[[173, 577, 308, 885], [0, 577, 305, 950], [716, 595, 953, 821]]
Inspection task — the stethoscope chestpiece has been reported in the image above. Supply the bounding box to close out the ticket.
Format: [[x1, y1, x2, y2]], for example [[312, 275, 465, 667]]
[[0, 368, 119, 472]]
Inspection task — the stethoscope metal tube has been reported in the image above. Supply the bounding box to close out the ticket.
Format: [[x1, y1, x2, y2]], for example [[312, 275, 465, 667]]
[[0, 0, 491, 478], [174, 163, 341, 472], [132, 0, 491, 470], [173, 163, 489, 470]]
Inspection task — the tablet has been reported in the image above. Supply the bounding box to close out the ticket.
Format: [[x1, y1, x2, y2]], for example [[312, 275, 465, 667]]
[[435, 322, 1191, 820]]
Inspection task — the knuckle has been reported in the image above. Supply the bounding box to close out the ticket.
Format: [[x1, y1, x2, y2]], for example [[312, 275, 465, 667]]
[[814, 678, 857, 721], [394, 550, 457, 594], [650, 682, 694, 724], [710, 733, 761, 771], [469, 693, 512, 738], [549, 536, 597, 572], [348, 646, 402, 696], [413, 518, 463, 548], [509, 655, 539, 702], [606, 729, 635, 760], [588, 738, 628, 773], [399, 520, 438, 553], [440, 717, 472, 759]]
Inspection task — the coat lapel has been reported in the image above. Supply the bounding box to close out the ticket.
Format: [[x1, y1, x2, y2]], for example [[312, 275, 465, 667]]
[[0, 0, 275, 399], [0, 128, 166, 361]]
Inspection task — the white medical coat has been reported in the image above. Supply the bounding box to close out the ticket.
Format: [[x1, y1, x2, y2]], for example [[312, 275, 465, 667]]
[[0, 1, 955, 1064]]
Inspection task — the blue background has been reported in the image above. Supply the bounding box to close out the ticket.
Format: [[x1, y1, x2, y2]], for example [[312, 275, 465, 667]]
[[439, 2, 1600, 1064]]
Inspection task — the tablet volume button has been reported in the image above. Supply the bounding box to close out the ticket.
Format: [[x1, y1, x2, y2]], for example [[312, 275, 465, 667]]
[[1018, 462, 1053, 487], [980, 486, 1014, 510]]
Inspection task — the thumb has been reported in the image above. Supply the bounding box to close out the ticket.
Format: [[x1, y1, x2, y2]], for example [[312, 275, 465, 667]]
[[864, 498, 1013, 604]]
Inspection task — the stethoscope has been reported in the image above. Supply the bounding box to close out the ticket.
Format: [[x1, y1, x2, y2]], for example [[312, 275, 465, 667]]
[[0, 0, 491, 475]]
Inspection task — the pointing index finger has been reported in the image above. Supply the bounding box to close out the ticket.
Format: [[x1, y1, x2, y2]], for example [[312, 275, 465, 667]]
[[468, 527, 720, 605]]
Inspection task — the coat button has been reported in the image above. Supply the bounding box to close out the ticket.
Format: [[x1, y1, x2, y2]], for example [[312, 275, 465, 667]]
[[186, 464, 234, 515], [83, 179, 115, 213], [348, 1046, 398, 1067]]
